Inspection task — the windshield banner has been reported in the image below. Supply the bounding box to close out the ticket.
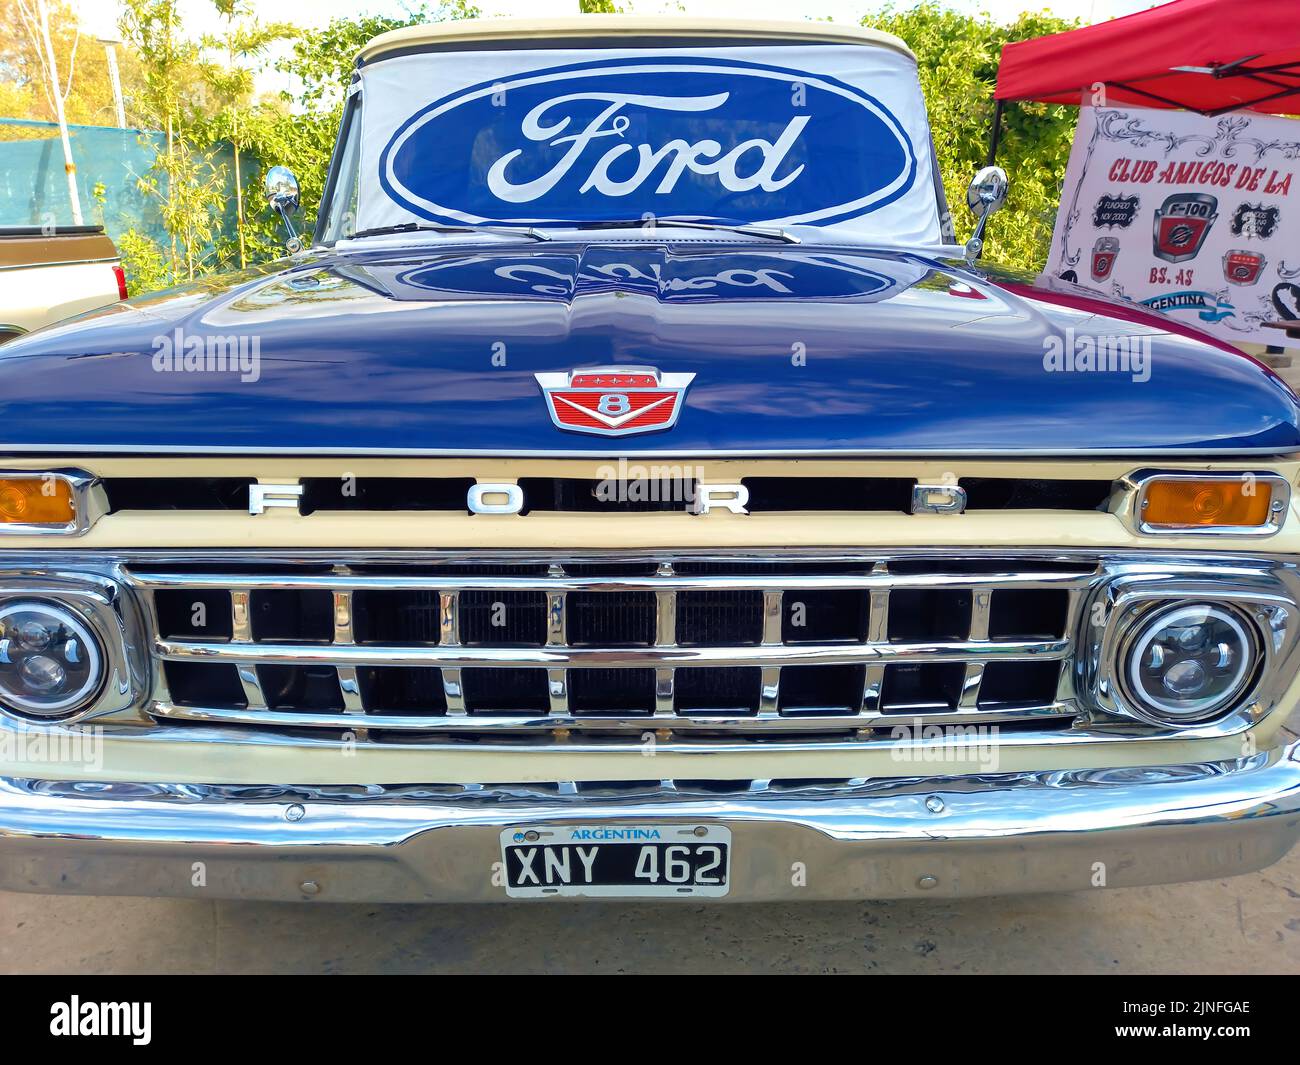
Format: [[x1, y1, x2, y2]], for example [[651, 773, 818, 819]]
[[355, 43, 941, 243], [1045, 105, 1300, 351]]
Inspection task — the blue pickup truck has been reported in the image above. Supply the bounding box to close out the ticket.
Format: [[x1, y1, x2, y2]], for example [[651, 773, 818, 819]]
[[0, 16, 1297, 903]]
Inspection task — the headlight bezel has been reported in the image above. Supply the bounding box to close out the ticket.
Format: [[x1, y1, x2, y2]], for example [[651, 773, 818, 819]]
[[1116, 601, 1263, 725], [0, 599, 106, 716], [1085, 569, 1300, 734], [0, 574, 143, 724]]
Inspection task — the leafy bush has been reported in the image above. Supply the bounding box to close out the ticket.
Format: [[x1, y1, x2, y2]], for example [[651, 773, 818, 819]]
[[117, 226, 171, 293], [862, 3, 1079, 270]]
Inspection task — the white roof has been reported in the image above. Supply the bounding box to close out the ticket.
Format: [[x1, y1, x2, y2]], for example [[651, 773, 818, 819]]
[[358, 16, 916, 66]]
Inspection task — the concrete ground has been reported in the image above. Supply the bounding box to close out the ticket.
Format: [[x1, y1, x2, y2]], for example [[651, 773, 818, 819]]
[[0, 849, 1296, 974]]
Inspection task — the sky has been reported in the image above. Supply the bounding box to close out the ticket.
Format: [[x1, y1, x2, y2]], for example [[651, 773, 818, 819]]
[[71, 0, 1165, 98]]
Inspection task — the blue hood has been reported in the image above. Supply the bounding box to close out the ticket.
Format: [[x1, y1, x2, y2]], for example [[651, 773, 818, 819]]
[[2, 241, 1298, 456]]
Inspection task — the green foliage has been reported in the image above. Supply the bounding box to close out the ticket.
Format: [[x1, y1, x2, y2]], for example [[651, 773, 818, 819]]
[[245, 1, 479, 251], [118, 0, 223, 282], [197, 0, 297, 268], [117, 225, 170, 293], [861, 3, 1079, 271], [262, 11, 421, 243]]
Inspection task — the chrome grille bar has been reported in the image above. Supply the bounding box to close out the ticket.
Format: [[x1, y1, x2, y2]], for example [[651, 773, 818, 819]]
[[230, 590, 266, 710], [959, 588, 992, 710], [333, 590, 365, 716], [546, 587, 568, 716], [759, 589, 783, 714], [152, 702, 1072, 732], [654, 563, 676, 718], [130, 570, 1089, 592], [861, 562, 890, 717], [439, 589, 465, 715], [155, 637, 1070, 668]]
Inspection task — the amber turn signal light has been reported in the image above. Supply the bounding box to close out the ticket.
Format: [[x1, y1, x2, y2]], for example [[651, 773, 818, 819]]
[[1141, 478, 1273, 529], [0, 477, 76, 526]]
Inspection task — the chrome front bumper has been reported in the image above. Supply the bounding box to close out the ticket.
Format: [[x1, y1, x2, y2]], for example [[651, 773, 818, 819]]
[[2, 743, 1298, 902]]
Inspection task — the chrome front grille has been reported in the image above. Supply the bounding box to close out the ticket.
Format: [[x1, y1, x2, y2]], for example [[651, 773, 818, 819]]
[[129, 555, 1095, 739]]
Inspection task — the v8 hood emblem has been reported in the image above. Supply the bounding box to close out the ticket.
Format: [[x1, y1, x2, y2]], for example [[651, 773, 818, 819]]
[[534, 366, 696, 437]]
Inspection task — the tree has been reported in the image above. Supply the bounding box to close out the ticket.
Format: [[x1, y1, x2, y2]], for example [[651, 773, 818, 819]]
[[0, 0, 146, 125], [119, 0, 225, 281], [199, 0, 295, 268], [12, 0, 83, 221], [861, 3, 1079, 271], [252, 2, 479, 242]]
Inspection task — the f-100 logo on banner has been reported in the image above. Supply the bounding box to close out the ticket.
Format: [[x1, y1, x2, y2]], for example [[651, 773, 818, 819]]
[[378, 58, 917, 227], [1153, 193, 1219, 263]]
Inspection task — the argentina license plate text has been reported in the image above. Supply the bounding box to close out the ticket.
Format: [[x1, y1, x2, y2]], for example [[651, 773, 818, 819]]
[[500, 824, 731, 898]]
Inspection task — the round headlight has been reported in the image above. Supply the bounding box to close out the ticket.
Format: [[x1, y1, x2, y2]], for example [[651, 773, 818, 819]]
[[1121, 602, 1259, 724], [0, 600, 104, 717]]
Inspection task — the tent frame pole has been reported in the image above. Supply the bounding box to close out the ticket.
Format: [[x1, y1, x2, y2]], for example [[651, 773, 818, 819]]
[[1099, 59, 1300, 117], [986, 99, 1005, 166]]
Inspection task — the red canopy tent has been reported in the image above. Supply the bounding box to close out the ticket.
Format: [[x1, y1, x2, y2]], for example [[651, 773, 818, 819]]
[[994, 0, 1300, 151]]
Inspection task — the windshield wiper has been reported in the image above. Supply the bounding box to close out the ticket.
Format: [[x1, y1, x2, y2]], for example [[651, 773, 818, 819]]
[[349, 221, 550, 242], [555, 217, 800, 244]]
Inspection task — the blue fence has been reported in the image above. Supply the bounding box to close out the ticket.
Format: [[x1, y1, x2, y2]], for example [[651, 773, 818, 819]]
[[0, 118, 250, 249]]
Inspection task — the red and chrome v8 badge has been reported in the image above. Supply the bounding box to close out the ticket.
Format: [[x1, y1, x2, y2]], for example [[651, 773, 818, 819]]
[[534, 366, 696, 437]]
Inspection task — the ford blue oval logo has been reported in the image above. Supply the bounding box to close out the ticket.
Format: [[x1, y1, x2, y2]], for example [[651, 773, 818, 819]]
[[377, 57, 918, 228], [387, 251, 899, 303]]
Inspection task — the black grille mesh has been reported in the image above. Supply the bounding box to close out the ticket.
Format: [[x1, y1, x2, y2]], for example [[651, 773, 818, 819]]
[[568, 591, 654, 646], [459, 591, 546, 645], [677, 590, 763, 645]]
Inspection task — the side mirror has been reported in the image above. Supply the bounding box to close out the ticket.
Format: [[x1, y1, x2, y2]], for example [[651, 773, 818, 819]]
[[964, 165, 1009, 260], [264, 166, 302, 252], [264, 165, 300, 213]]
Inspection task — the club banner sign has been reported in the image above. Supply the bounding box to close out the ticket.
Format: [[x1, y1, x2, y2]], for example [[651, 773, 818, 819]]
[[1047, 106, 1300, 349], [356, 43, 942, 243]]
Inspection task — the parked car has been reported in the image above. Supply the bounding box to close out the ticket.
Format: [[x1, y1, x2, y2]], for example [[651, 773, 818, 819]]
[[0, 17, 1297, 903], [0, 224, 127, 343]]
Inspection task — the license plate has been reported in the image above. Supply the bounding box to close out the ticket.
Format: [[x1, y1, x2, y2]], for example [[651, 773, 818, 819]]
[[500, 824, 731, 898]]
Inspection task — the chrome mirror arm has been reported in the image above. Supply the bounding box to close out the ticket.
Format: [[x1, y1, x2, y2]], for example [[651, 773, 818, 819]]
[[964, 165, 1009, 261], [264, 165, 303, 253]]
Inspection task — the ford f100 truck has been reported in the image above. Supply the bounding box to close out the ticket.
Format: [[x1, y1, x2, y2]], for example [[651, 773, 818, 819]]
[[0, 17, 1298, 903]]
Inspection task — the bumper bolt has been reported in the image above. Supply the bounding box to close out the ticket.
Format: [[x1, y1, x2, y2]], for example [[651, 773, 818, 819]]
[[924, 795, 945, 814], [300, 880, 321, 896], [285, 803, 305, 822], [917, 875, 939, 890]]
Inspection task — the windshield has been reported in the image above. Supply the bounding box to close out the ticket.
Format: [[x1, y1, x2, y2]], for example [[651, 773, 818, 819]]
[[323, 40, 945, 246]]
